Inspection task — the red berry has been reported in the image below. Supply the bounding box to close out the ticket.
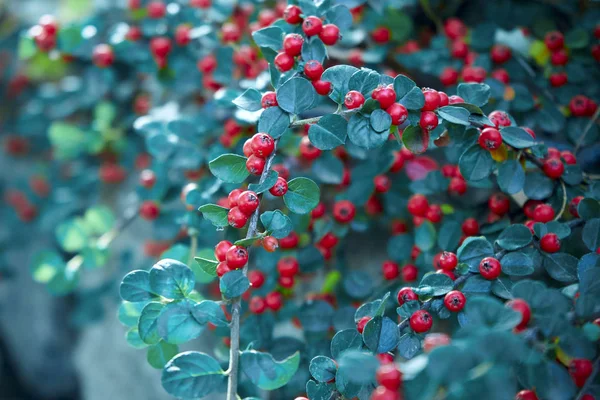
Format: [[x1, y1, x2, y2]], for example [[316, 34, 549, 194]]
[[242, 139, 253, 157], [269, 177, 288, 196], [423, 333, 451, 352], [261, 236, 278, 253], [274, 52, 294, 71], [444, 290, 466, 312], [140, 200, 160, 220], [299, 136, 322, 160], [215, 240, 233, 262], [304, 60, 324, 80], [283, 33, 303, 57], [543, 158, 564, 179], [570, 95, 591, 117], [569, 196, 583, 217], [382, 261, 399, 280], [344, 90, 365, 109], [150, 37, 172, 58], [569, 359, 593, 387], [549, 72, 568, 87], [302, 16, 323, 37], [438, 92, 449, 106], [490, 44, 512, 64], [439, 252, 458, 271], [279, 231, 299, 249], [333, 200, 356, 223], [386, 103, 408, 125], [370, 386, 401, 400], [462, 218, 479, 236], [265, 291, 283, 311], [410, 310, 433, 333], [319, 24, 340, 45], [448, 177, 467, 195], [390, 152, 405, 172], [147, 1, 166, 18], [540, 233, 560, 253], [221, 23, 241, 43], [228, 189, 243, 208], [283, 5, 303, 24], [462, 66, 486, 83], [92, 44, 114, 68], [228, 207, 249, 228], [491, 69, 510, 84], [422, 88, 440, 111], [402, 264, 418, 282], [376, 364, 402, 390], [374, 175, 391, 193], [139, 170, 156, 188], [419, 111, 438, 131], [277, 257, 299, 277], [560, 150, 576, 165], [506, 298, 531, 330], [226, 245, 248, 269], [479, 257, 501, 280], [522, 127, 536, 139], [488, 110, 511, 127], [515, 390, 538, 400], [397, 287, 418, 305], [249, 296, 266, 314], [312, 203, 326, 219], [373, 86, 397, 109], [246, 155, 266, 175], [440, 67, 459, 86], [448, 95, 464, 104], [216, 262, 231, 277], [371, 27, 391, 44], [175, 25, 191, 46], [237, 190, 260, 215], [250, 133, 275, 158], [533, 204, 554, 223], [197, 55, 217, 74], [313, 80, 332, 95], [444, 18, 467, 40], [550, 49, 568, 66], [357, 316, 371, 333], [407, 194, 429, 217], [544, 31, 564, 51], [489, 193, 510, 216], [318, 232, 339, 249], [261, 91, 278, 108], [451, 39, 469, 59], [426, 204, 443, 223]]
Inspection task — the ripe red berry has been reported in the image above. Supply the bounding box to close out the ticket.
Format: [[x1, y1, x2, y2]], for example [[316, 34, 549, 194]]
[[242, 139, 253, 157], [402, 264, 418, 282], [140, 200, 160, 220], [216, 262, 231, 277], [448, 177, 467, 195], [139, 170, 156, 188], [197, 55, 217, 74], [39, 15, 58, 35], [569, 196, 583, 217], [304, 60, 324, 80], [570, 95, 591, 117], [175, 25, 191, 46], [371, 27, 391, 44], [221, 23, 241, 43], [265, 291, 283, 311], [226, 245, 248, 269], [147, 1, 166, 18], [461, 218, 479, 236], [489, 193, 510, 216], [279, 231, 299, 249], [397, 287, 418, 305], [283, 33, 304, 57], [543, 158, 564, 179], [344, 90, 365, 109], [237, 190, 260, 215], [533, 204, 555, 223], [228, 188, 243, 208], [311, 203, 326, 219], [373, 86, 397, 109], [506, 298, 531, 330], [478, 127, 502, 150], [522, 127, 536, 139], [228, 206, 249, 228], [560, 150, 576, 165], [92, 44, 115, 68], [444, 290, 466, 312], [479, 257, 502, 280], [382, 261, 399, 280], [318, 232, 339, 249], [419, 111, 438, 131], [370, 386, 401, 400], [569, 359, 593, 387], [215, 240, 233, 262], [488, 110, 511, 127], [444, 18, 467, 40], [250, 133, 275, 158], [302, 16, 323, 37], [299, 136, 322, 160], [422, 88, 441, 111], [515, 390, 539, 400], [376, 364, 402, 390], [283, 5, 303, 24], [261, 91, 278, 108], [386, 103, 408, 125], [451, 39, 469, 59], [249, 296, 266, 314], [269, 176, 288, 197], [439, 252, 458, 271], [150, 37, 172, 58], [357, 316, 371, 333], [438, 92, 449, 107], [313, 80, 332, 95], [462, 66, 486, 82], [407, 194, 429, 217], [277, 257, 299, 277], [410, 310, 433, 333], [259, 236, 278, 253], [550, 49, 569, 66], [540, 233, 560, 253], [490, 44, 512, 64], [333, 200, 356, 223], [319, 24, 340, 45], [426, 204, 443, 223], [246, 155, 266, 175], [274, 52, 295, 71], [549, 72, 568, 87], [374, 175, 391, 193], [440, 67, 459, 86], [490, 68, 510, 84], [448, 95, 465, 104], [544, 31, 564, 51]]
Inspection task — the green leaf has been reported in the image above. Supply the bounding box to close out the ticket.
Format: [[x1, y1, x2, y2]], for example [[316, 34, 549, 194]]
[[457, 83, 491, 107], [331, 329, 363, 359], [252, 26, 283, 51], [496, 225, 532, 250], [219, 270, 250, 298], [283, 177, 320, 214], [500, 252, 534, 276], [308, 114, 348, 150], [325, 4, 353, 30], [402, 125, 429, 154], [543, 253, 578, 283], [438, 106, 470, 126], [139, 302, 164, 345], [457, 237, 494, 272], [394, 75, 424, 110], [363, 316, 400, 353], [321, 65, 359, 103], [260, 210, 293, 239], [397, 300, 421, 319], [461, 275, 492, 294], [396, 333, 421, 359], [500, 127, 536, 149], [302, 37, 327, 64], [149, 259, 195, 300], [497, 159, 525, 194], [198, 204, 229, 228], [84, 206, 115, 235], [240, 350, 300, 390], [387, 234, 413, 262], [459, 144, 493, 181], [348, 68, 380, 95], [233, 89, 263, 112], [157, 299, 205, 344], [194, 256, 218, 277], [55, 218, 89, 252], [415, 221, 436, 251], [582, 218, 600, 251], [337, 350, 378, 384], [208, 154, 249, 184], [147, 341, 178, 369], [257, 106, 290, 139], [276, 77, 317, 114], [309, 356, 338, 383], [348, 113, 388, 150], [120, 270, 156, 302], [565, 28, 589, 49], [248, 170, 279, 194], [312, 152, 344, 184], [524, 171, 555, 200], [370, 109, 392, 133], [463, 296, 520, 330], [192, 300, 228, 327], [438, 221, 462, 252], [161, 352, 224, 398], [48, 122, 86, 159], [417, 273, 453, 296], [31, 251, 63, 284], [126, 328, 148, 349]]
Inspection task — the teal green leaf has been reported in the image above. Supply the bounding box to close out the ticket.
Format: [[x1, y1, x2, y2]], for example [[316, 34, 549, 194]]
[[147, 341, 178, 369], [161, 351, 225, 398], [198, 204, 229, 228], [219, 270, 250, 298], [260, 210, 293, 239], [149, 259, 195, 300], [276, 77, 317, 114], [308, 114, 348, 150], [240, 350, 300, 390], [459, 144, 493, 181], [157, 299, 205, 344], [120, 270, 156, 302], [138, 302, 164, 345], [208, 154, 249, 184], [283, 177, 320, 214], [257, 106, 289, 139]]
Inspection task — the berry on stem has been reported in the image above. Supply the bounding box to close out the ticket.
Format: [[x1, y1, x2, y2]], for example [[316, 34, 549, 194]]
[[228, 207, 249, 228], [397, 287, 418, 305], [344, 90, 365, 109], [479, 257, 501, 280], [333, 200, 356, 223], [225, 245, 248, 269], [506, 298, 531, 330], [302, 16, 323, 37], [444, 290, 466, 312], [410, 310, 433, 333], [540, 233, 560, 253]]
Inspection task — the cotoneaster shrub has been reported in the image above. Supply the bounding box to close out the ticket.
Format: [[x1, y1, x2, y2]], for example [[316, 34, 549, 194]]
[[2, 0, 600, 399]]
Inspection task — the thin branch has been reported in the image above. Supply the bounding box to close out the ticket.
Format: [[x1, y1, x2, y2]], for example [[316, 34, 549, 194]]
[[574, 106, 600, 154]]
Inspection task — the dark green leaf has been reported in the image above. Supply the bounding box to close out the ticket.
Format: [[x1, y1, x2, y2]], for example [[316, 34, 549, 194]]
[[497, 159, 525, 194], [524, 172, 555, 200], [457, 237, 494, 272], [192, 300, 228, 327], [302, 37, 327, 64], [321, 65, 359, 103], [348, 68, 380, 95], [348, 113, 388, 149], [500, 252, 534, 276], [402, 125, 429, 154], [120, 270, 156, 302], [157, 300, 205, 344], [138, 302, 164, 345], [147, 341, 178, 369], [257, 106, 290, 139], [198, 204, 229, 228], [208, 154, 249, 184], [415, 221, 436, 251], [240, 350, 300, 390], [363, 316, 400, 353], [463, 296, 520, 330], [325, 4, 353, 30], [260, 210, 293, 239], [283, 177, 320, 214], [194, 256, 218, 277], [161, 352, 224, 398], [370, 109, 392, 133], [276, 77, 317, 115], [438, 106, 470, 126], [337, 350, 378, 384], [459, 144, 494, 181], [583, 218, 600, 251], [397, 332, 421, 359], [219, 270, 250, 298], [252, 26, 283, 51], [543, 253, 578, 283], [500, 127, 536, 149], [149, 259, 195, 300], [496, 225, 532, 250], [309, 356, 338, 383], [457, 83, 491, 107], [438, 220, 462, 252], [248, 170, 279, 194], [312, 152, 344, 184], [308, 114, 348, 150], [233, 89, 263, 112], [417, 273, 453, 296], [331, 329, 363, 359]]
